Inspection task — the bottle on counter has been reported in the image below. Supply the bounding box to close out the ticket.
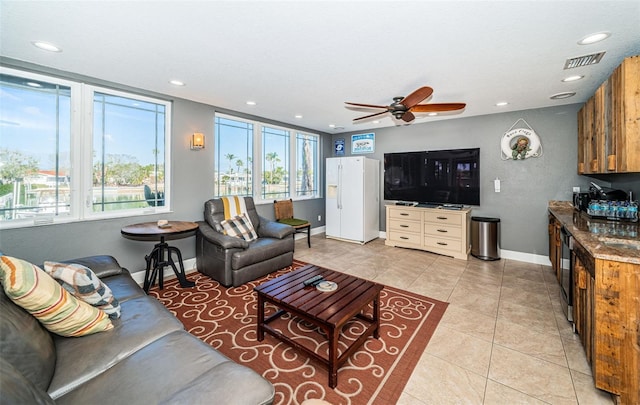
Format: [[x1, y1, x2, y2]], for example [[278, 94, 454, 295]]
[[629, 200, 638, 221], [617, 201, 628, 219]]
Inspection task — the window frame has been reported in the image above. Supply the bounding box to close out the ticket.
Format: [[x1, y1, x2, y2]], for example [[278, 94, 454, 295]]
[[81, 85, 171, 220], [214, 112, 321, 204], [0, 67, 171, 230]]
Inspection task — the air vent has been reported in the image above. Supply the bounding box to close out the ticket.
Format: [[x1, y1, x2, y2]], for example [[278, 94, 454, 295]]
[[33, 216, 54, 225], [564, 52, 606, 69]]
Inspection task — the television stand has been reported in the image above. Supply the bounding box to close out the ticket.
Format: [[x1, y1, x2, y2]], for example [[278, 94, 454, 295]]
[[385, 204, 472, 260]]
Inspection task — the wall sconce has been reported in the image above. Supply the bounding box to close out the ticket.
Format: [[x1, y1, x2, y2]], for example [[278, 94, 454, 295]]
[[190, 133, 205, 150]]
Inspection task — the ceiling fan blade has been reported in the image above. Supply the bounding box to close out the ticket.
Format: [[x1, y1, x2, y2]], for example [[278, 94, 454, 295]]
[[345, 102, 388, 109], [353, 110, 389, 121], [401, 111, 415, 122], [401, 87, 434, 108], [410, 103, 466, 112]]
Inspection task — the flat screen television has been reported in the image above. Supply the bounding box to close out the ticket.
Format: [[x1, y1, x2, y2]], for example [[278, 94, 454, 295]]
[[384, 148, 480, 206]]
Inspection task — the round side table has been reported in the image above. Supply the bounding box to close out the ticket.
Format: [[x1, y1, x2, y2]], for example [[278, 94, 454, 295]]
[[121, 221, 198, 293]]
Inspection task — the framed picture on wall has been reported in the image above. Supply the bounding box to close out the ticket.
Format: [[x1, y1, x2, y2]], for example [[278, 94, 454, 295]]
[[334, 138, 345, 156], [351, 133, 375, 154]]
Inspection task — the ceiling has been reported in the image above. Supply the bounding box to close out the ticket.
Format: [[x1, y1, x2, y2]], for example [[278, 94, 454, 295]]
[[1, 1, 639, 134]]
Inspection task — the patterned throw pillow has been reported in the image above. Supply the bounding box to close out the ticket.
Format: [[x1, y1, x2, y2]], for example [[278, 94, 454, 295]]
[[0, 256, 113, 337], [44, 261, 121, 319], [220, 213, 258, 241]]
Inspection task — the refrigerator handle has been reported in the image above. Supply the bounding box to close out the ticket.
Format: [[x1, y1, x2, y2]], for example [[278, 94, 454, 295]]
[[337, 164, 342, 209]]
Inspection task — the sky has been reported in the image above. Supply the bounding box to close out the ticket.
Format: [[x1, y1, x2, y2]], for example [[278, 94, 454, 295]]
[[0, 81, 164, 171]]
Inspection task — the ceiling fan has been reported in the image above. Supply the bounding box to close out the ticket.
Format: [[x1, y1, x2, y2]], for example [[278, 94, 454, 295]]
[[345, 86, 466, 123]]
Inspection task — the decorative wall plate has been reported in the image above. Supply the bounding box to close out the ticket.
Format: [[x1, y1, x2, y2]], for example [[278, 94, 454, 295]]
[[500, 119, 543, 160]]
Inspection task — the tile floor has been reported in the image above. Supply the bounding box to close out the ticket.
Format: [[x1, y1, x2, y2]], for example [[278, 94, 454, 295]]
[[293, 235, 614, 405]]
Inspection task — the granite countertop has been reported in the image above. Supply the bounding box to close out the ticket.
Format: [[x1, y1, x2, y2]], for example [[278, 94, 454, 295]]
[[548, 201, 640, 264]]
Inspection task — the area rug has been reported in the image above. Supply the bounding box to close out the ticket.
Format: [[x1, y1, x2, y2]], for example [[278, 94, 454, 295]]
[[149, 260, 448, 405]]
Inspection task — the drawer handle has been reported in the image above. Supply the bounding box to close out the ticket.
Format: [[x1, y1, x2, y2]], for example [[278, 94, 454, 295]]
[[400, 213, 409, 216], [437, 229, 448, 233], [436, 216, 448, 220], [400, 224, 409, 228], [437, 242, 448, 246], [400, 236, 409, 240]]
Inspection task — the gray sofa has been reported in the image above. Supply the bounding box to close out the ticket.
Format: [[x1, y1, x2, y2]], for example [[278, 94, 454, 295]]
[[196, 197, 295, 287], [0, 255, 274, 405]]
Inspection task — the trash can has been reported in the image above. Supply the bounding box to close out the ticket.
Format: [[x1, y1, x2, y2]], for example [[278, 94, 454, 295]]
[[471, 217, 500, 261]]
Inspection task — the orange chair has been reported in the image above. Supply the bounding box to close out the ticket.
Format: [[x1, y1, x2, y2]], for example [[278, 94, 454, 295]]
[[274, 199, 311, 248]]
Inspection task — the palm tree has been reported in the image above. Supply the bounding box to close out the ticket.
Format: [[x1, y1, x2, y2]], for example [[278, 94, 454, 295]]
[[224, 153, 236, 176], [265, 152, 279, 184], [235, 159, 243, 178], [235, 159, 244, 192]]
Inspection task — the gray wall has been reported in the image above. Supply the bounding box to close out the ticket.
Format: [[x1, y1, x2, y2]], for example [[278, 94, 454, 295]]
[[0, 61, 331, 275], [332, 104, 603, 257]]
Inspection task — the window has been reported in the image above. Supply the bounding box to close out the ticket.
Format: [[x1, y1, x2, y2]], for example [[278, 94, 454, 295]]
[[91, 91, 167, 214], [262, 126, 289, 200], [296, 133, 318, 197], [214, 114, 320, 202], [214, 116, 253, 197], [0, 68, 171, 228]]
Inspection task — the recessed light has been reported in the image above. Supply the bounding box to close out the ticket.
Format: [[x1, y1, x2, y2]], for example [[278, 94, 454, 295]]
[[295, 114, 303, 119], [428, 112, 438, 116], [578, 31, 611, 45], [550, 92, 576, 100], [496, 101, 508, 107], [32, 41, 62, 52], [562, 75, 584, 82], [169, 80, 185, 86], [372, 120, 380, 124], [329, 124, 336, 128], [246, 101, 256, 106]]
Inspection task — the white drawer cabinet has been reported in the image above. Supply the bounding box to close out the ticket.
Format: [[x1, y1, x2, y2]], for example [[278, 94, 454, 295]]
[[385, 205, 471, 260]]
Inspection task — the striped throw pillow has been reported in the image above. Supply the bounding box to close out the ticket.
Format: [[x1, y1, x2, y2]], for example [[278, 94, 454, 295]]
[[44, 261, 121, 319], [0, 256, 113, 337], [220, 213, 258, 241]]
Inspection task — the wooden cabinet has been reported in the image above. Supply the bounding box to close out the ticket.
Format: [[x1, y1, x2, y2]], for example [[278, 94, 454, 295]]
[[577, 55, 640, 174], [387, 208, 422, 247], [572, 240, 595, 373], [385, 205, 471, 260], [548, 213, 562, 282], [571, 238, 640, 404], [607, 55, 640, 172]]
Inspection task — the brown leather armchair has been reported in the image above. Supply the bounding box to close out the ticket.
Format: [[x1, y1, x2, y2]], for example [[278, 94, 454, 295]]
[[196, 197, 295, 287]]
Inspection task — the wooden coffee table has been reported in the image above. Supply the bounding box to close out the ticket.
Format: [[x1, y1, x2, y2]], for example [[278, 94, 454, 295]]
[[254, 264, 383, 388]]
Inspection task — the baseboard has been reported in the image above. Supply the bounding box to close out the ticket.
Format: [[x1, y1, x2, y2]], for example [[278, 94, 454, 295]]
[[500, 249, 552, 266]]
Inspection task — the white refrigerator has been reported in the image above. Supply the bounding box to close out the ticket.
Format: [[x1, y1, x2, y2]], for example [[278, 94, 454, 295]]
[[325, 156, 380, 244]]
